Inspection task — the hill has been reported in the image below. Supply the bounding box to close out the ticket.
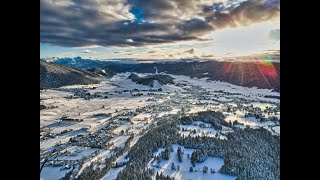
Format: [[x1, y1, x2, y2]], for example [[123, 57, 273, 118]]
[[40, 61, 102, 89], [128, 73, 174, 87]]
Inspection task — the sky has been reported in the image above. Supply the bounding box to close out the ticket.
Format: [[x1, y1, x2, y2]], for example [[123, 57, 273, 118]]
[[40, 0, 280, 60]]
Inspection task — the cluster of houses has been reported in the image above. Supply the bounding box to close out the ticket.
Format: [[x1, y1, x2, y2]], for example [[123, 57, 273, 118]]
[[61, 115, 84, 122], [70, 130, 114, 149], [40, 128, 56, 140], [66, 91, 108, 100], [44, 148, 101, 172], [113, 88, 163, 95], [63, 86, 165, 102]]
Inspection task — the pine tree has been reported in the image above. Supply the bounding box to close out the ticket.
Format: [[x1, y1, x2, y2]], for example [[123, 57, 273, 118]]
[[177, 147, 183, 162], [171, 163, 176, 170], [203, 166, 208, 173], [190, 166, 193, 172]]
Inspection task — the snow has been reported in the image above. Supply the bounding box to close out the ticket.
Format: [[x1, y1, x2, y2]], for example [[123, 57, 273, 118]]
[[130, 135, 142, 148], [77, 149, 112, 176], [108, 135, 130, 149], [225, 113, 275, 128], [86, 150, 112, 163], [116, 151, 129, 163], [152, 80, 162, 88], [40, 135, 71, 150], [149, 144, 236, 180], [157, 107, 180, 117], [178, 121, 227, 139], [40, 166, 72, 180], [57, 146, 100, 160], [132, 113, 152, 121], [40, 89, 73, 99], [108, 72, 184, 93], [272, 126, 280, 135], [188, 106, 210, 114], [170, 74, 279, 103], [100, 167, 125, 180], [40, 74, 159, 151], [153, 147, 166, 157], [41, 72, 279, 180], [248, 102, 276, 110]]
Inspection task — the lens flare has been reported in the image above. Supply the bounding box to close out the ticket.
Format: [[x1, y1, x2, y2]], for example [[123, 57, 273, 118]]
[[257, 55, 278, 79], [222, 55, 279, 89], [223, 62, 234, 74]]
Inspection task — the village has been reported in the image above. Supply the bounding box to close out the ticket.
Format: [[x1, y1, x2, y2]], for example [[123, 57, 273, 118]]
[[40, 73, 280, 180]]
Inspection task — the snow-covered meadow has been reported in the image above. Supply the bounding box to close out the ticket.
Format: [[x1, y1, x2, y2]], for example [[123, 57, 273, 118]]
[[148, 144, 236, 180], [40, 72, 279, 180]]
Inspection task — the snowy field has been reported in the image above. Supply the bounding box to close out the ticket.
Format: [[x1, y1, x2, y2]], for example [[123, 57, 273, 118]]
[[57, 146, 100, 160], [178, 121, 227, 139], [100, 166, 125, 180], [272, 126, 280, 134], [40, 72, 279, 180], [41, 166, 72, 180], [108, 135, 130, 149], [148, 144, 236, 180]]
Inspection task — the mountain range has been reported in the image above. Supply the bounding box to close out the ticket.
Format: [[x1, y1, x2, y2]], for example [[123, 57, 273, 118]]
[[40, 57, 280, 92]]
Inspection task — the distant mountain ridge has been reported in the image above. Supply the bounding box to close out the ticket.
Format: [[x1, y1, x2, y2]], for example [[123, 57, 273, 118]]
[[41, 57, 105, 69], [40, 61, 104, 89], [41, 57, 280, 92]]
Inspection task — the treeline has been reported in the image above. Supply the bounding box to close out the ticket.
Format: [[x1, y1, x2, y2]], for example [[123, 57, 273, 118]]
[[69, 111, 279, 180], [155, 172, 174, 180], [190, 149, 207, 166], [61, 134, 135, 180], [178, 127, 280, 180], [117, 125, 279, 180], [219, 128, 280, 180], [116, 122, 179, 180], [180, 111, 231, 130]]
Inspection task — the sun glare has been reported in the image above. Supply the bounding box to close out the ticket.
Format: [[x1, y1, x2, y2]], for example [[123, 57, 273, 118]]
[[208, 21, 279, 57]]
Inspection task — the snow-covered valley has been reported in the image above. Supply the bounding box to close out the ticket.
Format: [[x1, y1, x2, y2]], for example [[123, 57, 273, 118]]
[[40, 72, 280, 180]]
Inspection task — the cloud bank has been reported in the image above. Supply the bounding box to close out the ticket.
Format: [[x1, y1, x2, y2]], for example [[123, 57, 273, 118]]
[[40, 0, 280, 47]]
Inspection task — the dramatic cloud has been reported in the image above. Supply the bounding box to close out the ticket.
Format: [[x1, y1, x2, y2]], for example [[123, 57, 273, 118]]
[[204, 0, 280, 29], [40, 0, 280, 47]]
